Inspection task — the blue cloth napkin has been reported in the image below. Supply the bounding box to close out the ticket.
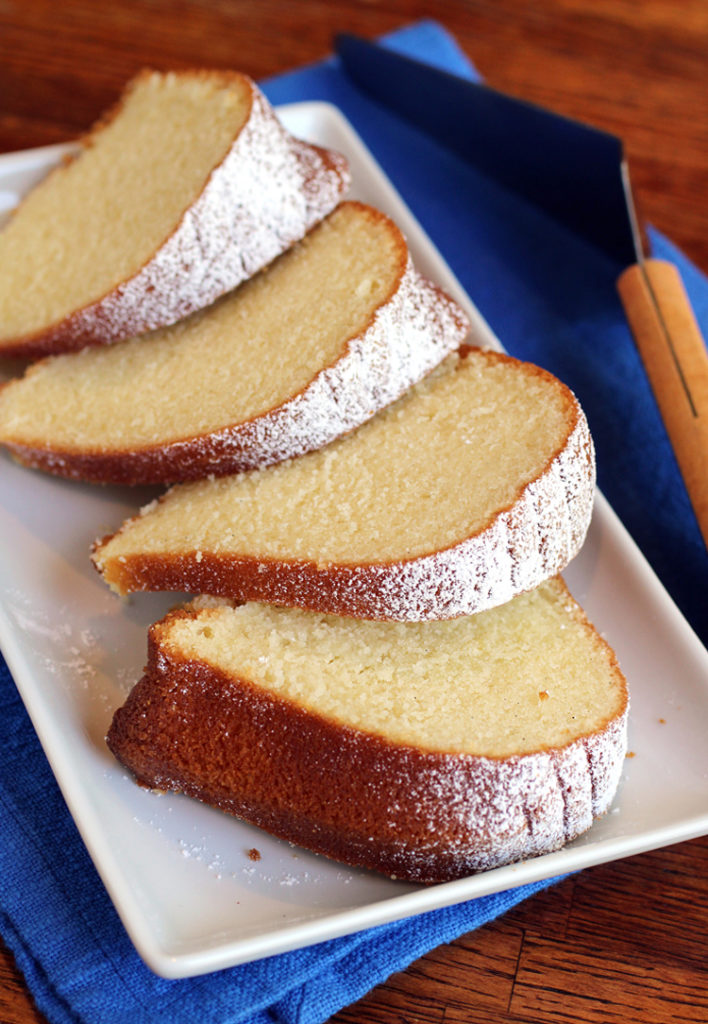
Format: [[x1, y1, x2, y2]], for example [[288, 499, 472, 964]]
[[1, 19, 706, 1024]]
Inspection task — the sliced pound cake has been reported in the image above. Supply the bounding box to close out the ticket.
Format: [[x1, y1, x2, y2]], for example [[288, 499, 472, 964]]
[[107, 578, 628, 882], [0, 70, 349, 358], [92, 347, 596, 620], [0, 203, 469, 484]]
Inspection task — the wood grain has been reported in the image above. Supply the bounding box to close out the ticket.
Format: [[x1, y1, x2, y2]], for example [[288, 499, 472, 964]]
[[1, 2, 707, 1023], [335, 838, 708, 1024]]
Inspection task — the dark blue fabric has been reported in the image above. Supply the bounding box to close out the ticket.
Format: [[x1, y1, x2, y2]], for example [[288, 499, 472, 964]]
[[0, 672, 555, 1024], [0, 19, 705, 1024]]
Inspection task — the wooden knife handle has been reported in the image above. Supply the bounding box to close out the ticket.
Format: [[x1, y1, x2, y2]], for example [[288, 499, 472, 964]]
[[617, 258, 708, 549]]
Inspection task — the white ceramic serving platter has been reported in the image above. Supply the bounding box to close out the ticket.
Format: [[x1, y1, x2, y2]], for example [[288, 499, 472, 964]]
[[0, 102, 707, 980]]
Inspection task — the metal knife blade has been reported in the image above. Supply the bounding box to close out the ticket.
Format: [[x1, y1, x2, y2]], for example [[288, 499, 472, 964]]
[[335, 33, 708, 549], [335, 32, 641, 266]]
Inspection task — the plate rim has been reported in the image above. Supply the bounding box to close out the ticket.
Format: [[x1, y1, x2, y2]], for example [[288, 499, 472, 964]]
[[1, 100, 707, 979]]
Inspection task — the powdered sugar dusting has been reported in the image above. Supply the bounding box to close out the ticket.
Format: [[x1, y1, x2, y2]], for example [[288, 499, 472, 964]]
[[320, 405, 595, 621], [133, 258, 470, 479], [385, 703, 628, 877], [94, 360, 596, 618], [229, 264, 468, 467], [108, 611, 628, 883], [3, 216, 468, 485], [6, 79, 350, 356]]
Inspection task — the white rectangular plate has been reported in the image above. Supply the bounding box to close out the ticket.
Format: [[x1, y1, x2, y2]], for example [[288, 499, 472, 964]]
[[1, 102, 707, 979]]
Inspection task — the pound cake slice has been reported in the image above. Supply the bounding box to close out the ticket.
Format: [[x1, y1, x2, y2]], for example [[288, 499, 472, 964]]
[[107, 578, 628, 882], [92, 347, 596, 620], [0, 203, 469, 484], [0, 70, 349, 358]]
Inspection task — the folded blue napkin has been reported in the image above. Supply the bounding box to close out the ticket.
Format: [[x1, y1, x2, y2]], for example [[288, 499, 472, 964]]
[[1, 19, 706, 1024]]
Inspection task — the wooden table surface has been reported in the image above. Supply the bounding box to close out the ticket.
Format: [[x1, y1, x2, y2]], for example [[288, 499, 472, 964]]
[[1, 2, 706, 1022]]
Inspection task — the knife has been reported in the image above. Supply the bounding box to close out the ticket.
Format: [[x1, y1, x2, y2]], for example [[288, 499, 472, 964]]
[[335, 33, 708, 549]]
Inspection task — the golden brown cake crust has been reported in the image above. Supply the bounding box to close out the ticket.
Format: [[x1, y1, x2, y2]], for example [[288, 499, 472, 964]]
[[106, 584, 628, 883], [0, 70, 350, 358]]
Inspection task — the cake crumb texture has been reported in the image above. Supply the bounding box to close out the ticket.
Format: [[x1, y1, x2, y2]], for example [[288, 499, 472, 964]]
[[92, 347, 595, 620], [0, 203, 468, 483], [107, 578, 628, 882], [0, 69, 349, 356]]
